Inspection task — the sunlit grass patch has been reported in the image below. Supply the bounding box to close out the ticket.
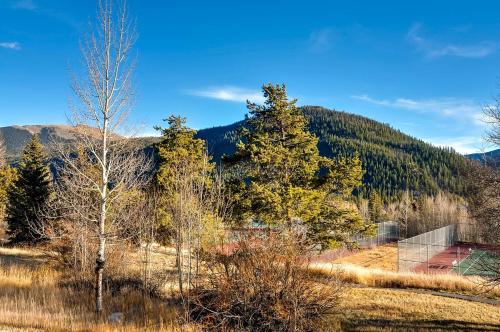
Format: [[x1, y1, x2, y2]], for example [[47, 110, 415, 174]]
[[337, 287, 500, 331], [311, 262, 500, 297]]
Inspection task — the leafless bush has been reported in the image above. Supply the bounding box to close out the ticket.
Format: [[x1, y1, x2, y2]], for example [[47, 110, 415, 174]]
[[189, 234, 342, 331]]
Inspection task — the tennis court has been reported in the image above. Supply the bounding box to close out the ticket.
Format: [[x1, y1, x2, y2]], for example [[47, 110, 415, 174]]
[[412, 243, 469, 274], [452, 249, 500, 276]]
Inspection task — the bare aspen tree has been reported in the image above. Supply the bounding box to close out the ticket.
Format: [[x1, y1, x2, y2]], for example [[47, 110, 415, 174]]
[[484, 96, 500, 147], [156, 116, 231, 310], [399, 190, 411, 239], [0, 134, 5, 166], [125, 186, 160, 293], [67, 0, 141, 314], [167, 158, 229, 324], [169, 152, 213, 298]]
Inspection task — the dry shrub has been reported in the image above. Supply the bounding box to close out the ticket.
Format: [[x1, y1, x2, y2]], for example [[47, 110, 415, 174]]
[[46, 220, 132, 281], [189, 235, 342, 331]]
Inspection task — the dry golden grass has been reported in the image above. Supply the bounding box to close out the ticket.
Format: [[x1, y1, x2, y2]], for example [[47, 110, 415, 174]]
[[0, 247, 190, 332], [336, 287, 500, 331], [312, 262, 500, 298], [2, 245, 499, 331], [332, 244, 398, 271]]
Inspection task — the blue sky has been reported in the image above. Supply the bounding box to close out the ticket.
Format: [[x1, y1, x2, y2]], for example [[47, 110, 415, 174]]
[[1, 0, 500, 153]]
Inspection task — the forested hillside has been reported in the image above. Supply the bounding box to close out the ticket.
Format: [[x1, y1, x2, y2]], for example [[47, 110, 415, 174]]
[[196, 106, 468, 199]]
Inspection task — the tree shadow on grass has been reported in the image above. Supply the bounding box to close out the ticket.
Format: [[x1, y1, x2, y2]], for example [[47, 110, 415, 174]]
[[0, 251, 46, 269], [342, 318, 500, 331]]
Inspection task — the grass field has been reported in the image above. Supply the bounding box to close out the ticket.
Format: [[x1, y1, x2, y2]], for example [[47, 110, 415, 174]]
[[0, 247, 185, 331], [336, 287, 500, 331], [312, 261, 500, 298], [1, 246, 499, 331]]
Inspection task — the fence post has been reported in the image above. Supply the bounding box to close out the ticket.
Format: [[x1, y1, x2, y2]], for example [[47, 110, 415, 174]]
[[426, 244, 429, 273], [397, 240, 399, 272]]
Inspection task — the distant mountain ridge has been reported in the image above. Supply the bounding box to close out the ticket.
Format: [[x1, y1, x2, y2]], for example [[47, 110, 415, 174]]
[[0, 125, 103, 162], [466, 148, 500, 162], [0, 125, 74, 160], [1, 106, 485, 198]]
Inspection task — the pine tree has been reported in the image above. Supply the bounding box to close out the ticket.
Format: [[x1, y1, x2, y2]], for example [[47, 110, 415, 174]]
[[6, 135, 52, 243], [156, 116, 213, 199], [225, 83, 373, 248], [368, 191, 383, 223], [155, 115, 214, 295]]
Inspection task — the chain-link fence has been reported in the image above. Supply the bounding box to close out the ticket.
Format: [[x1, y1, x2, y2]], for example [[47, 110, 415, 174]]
[[456, 222, 486, 244], [353, 221, 400, 248], [397, 224, 458, 273]]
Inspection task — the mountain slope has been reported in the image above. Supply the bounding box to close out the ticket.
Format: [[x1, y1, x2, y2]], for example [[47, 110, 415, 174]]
[[0, 125, 76, 161], [1, 106, 471, 199], [196, 106, 468, 199], [0, 125, 107, 163], [466, 148, 500, 163]]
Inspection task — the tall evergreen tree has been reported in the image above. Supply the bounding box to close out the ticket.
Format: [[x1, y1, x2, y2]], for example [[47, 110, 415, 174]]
[[225, 84, 373, 248], [155, 115, 214, 295], [156, 116, 213, 199], [368, 191, 383, 223], [155, 115, 214, 239], [6, 135, 52, 243]]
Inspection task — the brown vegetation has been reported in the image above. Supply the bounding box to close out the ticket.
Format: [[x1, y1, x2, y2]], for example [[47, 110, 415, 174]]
[[189, 236, 343, 331], [311, 262, 500, 297], [0, 247, 185, 331]]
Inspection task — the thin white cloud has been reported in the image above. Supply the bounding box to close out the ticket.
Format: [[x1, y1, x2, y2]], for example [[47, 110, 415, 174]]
[[11, 0, 37, 10], [424, 136, 485, 154], [10, 0, 81, 30], [133, 130, 160, 138], [0, 42, 21, 50], [407, 24, 497, 58], [309, 28, 335, 53], [352, 94, 484, 124], [188, 87, 266, 104]]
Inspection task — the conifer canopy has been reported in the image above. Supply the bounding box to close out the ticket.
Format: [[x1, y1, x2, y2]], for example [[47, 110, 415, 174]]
[[7, 135, 52, 243], [225, 84, 374, 248]]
